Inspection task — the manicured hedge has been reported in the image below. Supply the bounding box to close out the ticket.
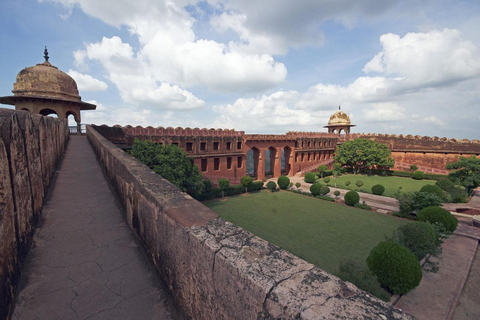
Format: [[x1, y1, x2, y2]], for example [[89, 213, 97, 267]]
[[367, 241, 422, 294], [371, 184, 385, 195], [248, 181, 264, 192], [266, 181, 277, 191], [420, 184, 443, 198], [277, 176, 290, 190], [305, 172, 317, 183], [417, 206, 458, 233], [412, 171, 425, 180], [310, 183, 323, 196], [344, 190, 360, 206], [320, 185, 330, 195], [195, 180, 264, 201]]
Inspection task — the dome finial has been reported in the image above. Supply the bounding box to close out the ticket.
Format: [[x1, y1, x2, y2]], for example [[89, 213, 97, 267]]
[[44, 46, 49, 62]]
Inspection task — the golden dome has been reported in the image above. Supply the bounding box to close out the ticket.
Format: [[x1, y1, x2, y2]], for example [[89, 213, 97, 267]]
[[328, 110, 351, 126], [12, 61, 81, 102]]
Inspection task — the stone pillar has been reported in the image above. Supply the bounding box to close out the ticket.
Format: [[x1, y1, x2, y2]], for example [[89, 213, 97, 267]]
[[273, 147, 282, 177], [257, 148, 265, 181]]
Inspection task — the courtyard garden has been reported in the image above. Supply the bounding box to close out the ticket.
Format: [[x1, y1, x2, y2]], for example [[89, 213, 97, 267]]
[[205, 190, 408, 275], [316, 173, 437, 197]]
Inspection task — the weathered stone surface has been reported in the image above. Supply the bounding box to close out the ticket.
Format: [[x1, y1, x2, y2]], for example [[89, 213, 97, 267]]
[[87, 124, 415, 320], [0, 108, 68, 319]]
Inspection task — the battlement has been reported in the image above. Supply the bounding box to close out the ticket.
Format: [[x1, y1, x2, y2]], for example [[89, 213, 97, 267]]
[[286, 131, 339, 138], [350, 133, 480, 145], [105, 124, 245, 137]]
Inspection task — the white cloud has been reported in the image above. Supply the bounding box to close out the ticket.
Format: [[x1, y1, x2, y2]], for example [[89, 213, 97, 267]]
[[211, 91, 330, 132], [67, 70, 108, 91], [423, 115, 446, 128], [363, 29, 480, 88], [208, 0, 401, 55], [363, 103, 405, 122]]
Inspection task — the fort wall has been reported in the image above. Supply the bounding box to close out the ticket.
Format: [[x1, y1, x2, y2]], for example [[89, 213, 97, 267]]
[[87, 124, 413, 320], [0, 108, 68, 319], [347, 133, 480, 173]]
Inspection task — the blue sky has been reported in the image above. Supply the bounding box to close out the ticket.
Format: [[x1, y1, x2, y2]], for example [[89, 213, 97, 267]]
[[1, 0, 480, 139]]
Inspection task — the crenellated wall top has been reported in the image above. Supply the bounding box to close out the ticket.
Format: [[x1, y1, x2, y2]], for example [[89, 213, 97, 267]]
[[349, 133, 480, 144], [109, 125, 245, 137], [286, 131, 339, 138]]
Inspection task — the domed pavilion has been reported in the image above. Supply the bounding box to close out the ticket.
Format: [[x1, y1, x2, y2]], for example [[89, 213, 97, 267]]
[[0, 48, 96, 133], [324, 106, 355, 134]]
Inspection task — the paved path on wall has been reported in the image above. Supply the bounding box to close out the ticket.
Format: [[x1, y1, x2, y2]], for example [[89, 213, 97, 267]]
[[12, 135, 178, 320]]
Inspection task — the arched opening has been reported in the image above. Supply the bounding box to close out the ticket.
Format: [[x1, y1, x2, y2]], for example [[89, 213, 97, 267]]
[[283, 146, 292, 175], [66, 111, 80, 134], [266, 146, 276, 178], [247, 147, 260, 179], [40, 108, 58, 118], [20, 108, 30, 112]]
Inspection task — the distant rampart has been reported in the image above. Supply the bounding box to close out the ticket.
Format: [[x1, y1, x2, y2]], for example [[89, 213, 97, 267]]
[[87, 124, 413, 320], [347, 133, 480, 173], [0, 108, 68, 319]]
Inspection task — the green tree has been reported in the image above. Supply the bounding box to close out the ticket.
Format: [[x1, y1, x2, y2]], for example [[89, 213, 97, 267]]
[[295, 182, 301, 190], [240, 176, 253, 193], [218, 178, 229, 198], [334, 138, 395, 173], [318, 165, 328, 178], [410, 164, 418, 172], [446, 155, 480, 193], [130, 139, 204, 196]]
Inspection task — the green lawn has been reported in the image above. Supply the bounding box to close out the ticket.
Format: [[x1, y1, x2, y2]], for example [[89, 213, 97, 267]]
[[205, 191, 408, 275], [321, 173, 436, 197]]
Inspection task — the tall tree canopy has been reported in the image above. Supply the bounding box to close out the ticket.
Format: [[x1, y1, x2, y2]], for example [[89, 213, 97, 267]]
[[130, 139, 204, 196], [446, 155, 480, 193], [334, 138, 395, 173]]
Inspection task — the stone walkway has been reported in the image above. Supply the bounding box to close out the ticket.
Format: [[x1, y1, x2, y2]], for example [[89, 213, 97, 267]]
[[12, 136, 178, 320]]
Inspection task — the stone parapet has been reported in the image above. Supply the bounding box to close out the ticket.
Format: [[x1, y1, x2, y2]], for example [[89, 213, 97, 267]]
[[87, 124, 414, 320], [0, 108, 68, 319]]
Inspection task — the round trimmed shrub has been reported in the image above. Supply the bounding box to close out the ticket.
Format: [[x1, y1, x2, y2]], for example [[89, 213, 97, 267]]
[[419, 184, 443, 198], [344, 190, 360, 206], [320, 185, 330, 195], [310, 183, 322, 196], [334, 190, 341, 198], [355, 180, 364, 188], [417, 206, 458, 233], [345, 180, 351, 187], [412, 171, 425, 180], [371, 184, 385, 196], [435, 178, 455, 193], [367, 241, 422, 294], [392, 222, 438, 260], [323, 177, 331, 184], [266, 181, 277, 191], [277, 176, 290, 190], [305, 172, 317, 183]]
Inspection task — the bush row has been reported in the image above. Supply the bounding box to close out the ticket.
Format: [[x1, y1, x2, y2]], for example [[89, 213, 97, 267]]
[[195, 181, 264, 201]]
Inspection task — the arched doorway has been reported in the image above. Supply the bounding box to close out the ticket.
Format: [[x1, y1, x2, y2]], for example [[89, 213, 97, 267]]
[[40, 108, 58, 117], [246, 147, 260, 179], [66, 111, 81, 134], [266, 146, 276, 178], [283, 146, 292, 175]]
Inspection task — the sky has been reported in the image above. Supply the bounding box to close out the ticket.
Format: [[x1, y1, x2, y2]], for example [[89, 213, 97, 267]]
[[1, 0, 480, 139]]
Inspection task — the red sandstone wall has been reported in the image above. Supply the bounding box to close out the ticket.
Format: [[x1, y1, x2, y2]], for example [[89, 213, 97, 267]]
[[0, 108, 68, 319], [346, 133, 480, 172], [87, 125, 413, 320]]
